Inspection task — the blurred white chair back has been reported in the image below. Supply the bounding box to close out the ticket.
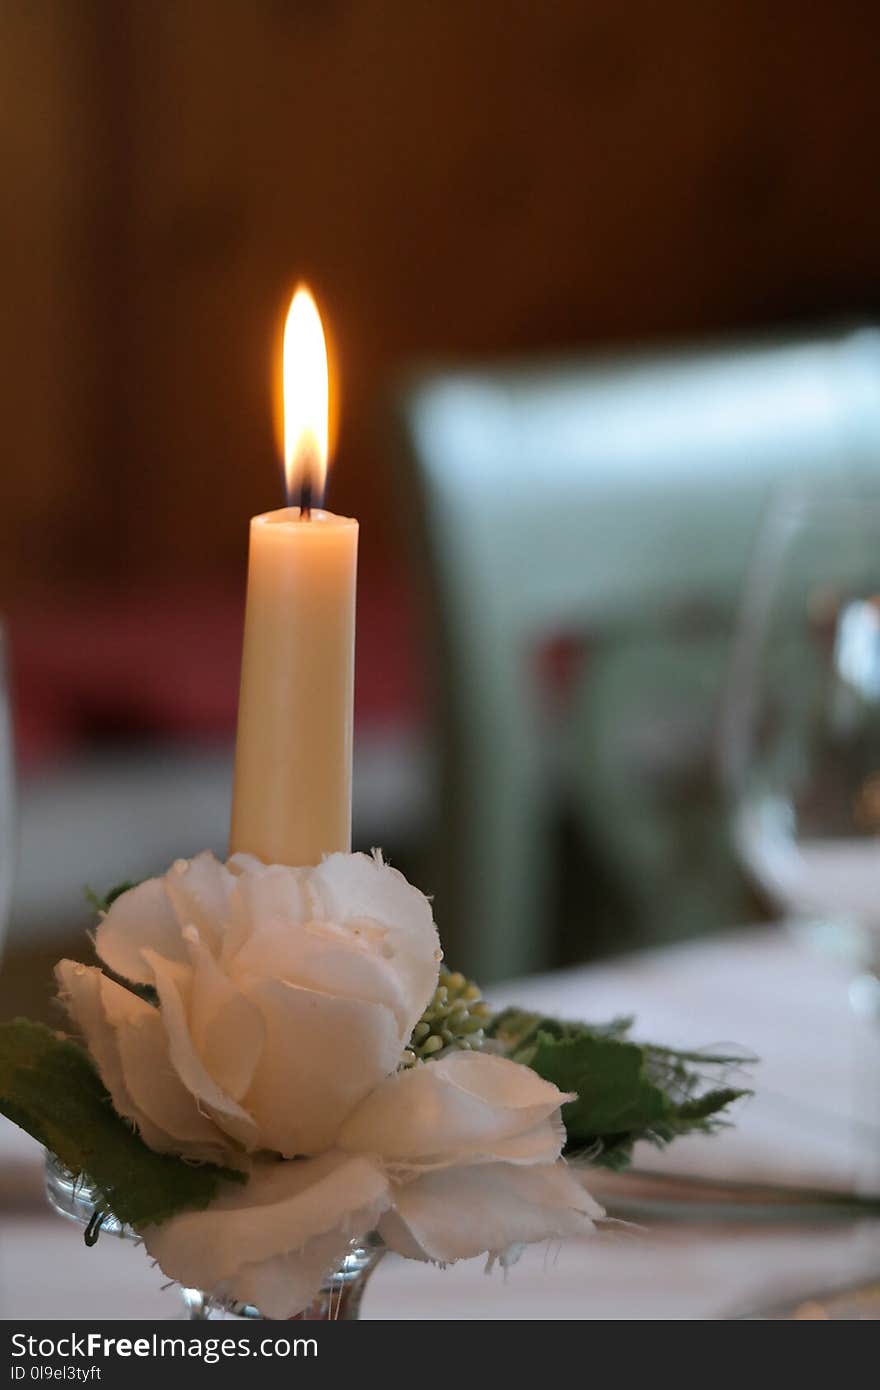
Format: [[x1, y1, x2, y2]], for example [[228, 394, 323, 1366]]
[[393, 327, 880, 981]]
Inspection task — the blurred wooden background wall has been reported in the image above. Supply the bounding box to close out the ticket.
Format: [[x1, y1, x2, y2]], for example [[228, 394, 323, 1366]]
[[3, 0, 880, 600]]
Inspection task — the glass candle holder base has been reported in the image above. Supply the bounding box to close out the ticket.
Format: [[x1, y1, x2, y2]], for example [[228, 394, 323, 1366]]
[[181, 1234, 384, 1321], [44, 1151, 382, 1319]]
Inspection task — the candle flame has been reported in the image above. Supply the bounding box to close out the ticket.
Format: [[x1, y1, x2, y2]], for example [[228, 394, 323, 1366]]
[[282, 286, 329, 506]]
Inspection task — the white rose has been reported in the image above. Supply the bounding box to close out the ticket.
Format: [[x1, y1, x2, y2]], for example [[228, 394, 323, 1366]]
[[57, 850, 602, 1316], [143, 1051, 603, 1318], [57, 850, 442, 1159]]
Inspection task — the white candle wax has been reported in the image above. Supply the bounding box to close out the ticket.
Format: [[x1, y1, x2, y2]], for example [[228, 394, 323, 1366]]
[[229, 506, 358, 867]]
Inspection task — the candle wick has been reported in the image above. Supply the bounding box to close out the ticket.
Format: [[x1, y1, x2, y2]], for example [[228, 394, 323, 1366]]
[[299, 476, 312, 521]]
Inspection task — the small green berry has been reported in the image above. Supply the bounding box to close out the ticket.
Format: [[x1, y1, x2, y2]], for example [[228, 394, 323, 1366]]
[[458, 1016, 485, 1035], [406, 963, 494, 1062]]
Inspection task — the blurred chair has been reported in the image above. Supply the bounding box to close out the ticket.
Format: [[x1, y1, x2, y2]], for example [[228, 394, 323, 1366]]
[[391, 326, 880, 982]]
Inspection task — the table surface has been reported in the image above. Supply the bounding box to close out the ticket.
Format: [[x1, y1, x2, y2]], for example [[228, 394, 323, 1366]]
[[2, 927, 878, 1320]]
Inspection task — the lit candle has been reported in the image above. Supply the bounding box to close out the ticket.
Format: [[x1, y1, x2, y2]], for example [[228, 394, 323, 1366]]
[[229, 287, 358, 866]]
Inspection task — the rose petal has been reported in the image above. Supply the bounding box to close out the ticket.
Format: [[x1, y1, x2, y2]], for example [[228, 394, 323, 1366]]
[[380, 1160, 602, 1264], [163, 853, 235, 957], [372, 1207, 427, 1263], [221, 1235, 356, 1319], [55, 961, 190, 1155], [485, 1119, 568, 1166], [311, 852, 441, 1036], [229, 861, 311, 926], [242, 979, 403, 1156], [95, 970, 232, 1162], [95, 878, 186, 985], [226, 853, 266, 876], [339, 1051, 572, 1167], [231, 917, 415, 1043], [222, 863, 312, 965], [143, 1152, 389, 1318], [144, 949, 259, 1151], [184, 929, 265, 1101]]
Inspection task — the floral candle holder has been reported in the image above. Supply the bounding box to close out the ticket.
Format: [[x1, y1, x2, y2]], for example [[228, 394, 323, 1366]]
[[3, 851, 745, 1320]]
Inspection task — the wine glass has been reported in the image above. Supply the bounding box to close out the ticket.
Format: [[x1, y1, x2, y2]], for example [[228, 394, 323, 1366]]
[[723, 483, 880, 953], [721, 480, 880, 1188]]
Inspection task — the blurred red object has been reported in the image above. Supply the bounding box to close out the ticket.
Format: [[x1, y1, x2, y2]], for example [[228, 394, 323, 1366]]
[[7, 579, 424, 773]]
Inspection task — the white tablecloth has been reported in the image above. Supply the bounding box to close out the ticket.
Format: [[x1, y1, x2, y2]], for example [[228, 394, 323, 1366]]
[[2, 927, 878, 1320]]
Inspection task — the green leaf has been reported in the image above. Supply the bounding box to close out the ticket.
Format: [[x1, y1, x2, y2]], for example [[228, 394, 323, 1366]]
[[530, 1031, 670, 1139], [84, 881, 139, 916], [489, 1006, 635, 1057], [489, 1007, 749, 1169], [83, 882, 157, 1003], [0, 1019, 243, 1229]]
